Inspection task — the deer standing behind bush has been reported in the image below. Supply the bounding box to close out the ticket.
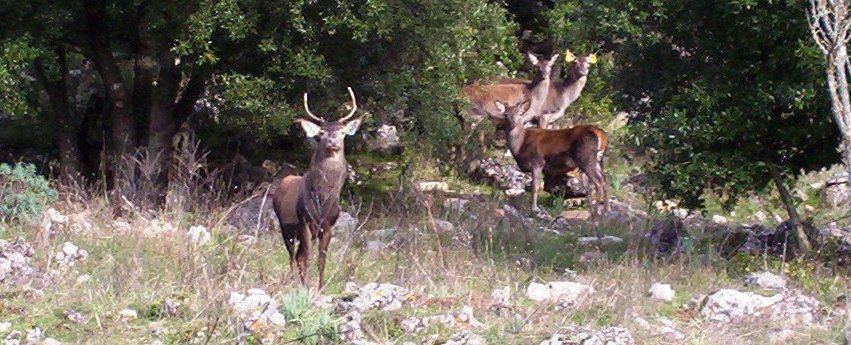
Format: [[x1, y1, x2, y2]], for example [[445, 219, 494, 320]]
[[272, 87, 361, 288]]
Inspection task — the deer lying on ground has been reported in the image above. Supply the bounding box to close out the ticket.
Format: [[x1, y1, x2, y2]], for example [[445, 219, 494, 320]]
[[497, 50, 597, 128], [460, 53, 560, 148], [272, 87, 361, 288], [495, 100, 608, 216]]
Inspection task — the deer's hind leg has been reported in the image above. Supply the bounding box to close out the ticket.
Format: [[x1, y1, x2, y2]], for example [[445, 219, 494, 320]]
[[579, 155, 608, 218]]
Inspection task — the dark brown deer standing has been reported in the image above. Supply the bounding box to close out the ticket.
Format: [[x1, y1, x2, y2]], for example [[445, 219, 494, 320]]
[[497, 51, 597, 128], [495, 100, 609, 216], [272, 87, 362, 288]]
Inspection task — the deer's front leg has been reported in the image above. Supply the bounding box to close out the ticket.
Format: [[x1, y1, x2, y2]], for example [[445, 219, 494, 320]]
[[296, 222, 313, 286], [316, 227, 333, 289], [531, 165, 543, 213]]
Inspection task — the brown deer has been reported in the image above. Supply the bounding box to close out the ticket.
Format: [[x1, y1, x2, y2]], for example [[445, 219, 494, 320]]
[[495, 100, 608, 216], [497, 51, 597, 128], [272, 87, 362, 288], [461, 52, 560, 143]]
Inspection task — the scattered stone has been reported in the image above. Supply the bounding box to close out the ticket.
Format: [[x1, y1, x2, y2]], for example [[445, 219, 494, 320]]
[[414, 181, 450, 193], [338, 283, 409, 313], [711, 215, 728, 224], [141, 218, 176, 237], [227, 289, 286, 334], [0, 238, 44, 288], [0, 323, 8, 334], [767, 329, 797, 344], [470, 158, 529, 197], [540, 326, 634, 345], [75, 274, 91, 285], [433, 220, 455, 233], [401, 306, 483, 334], [41, 338, 61, 345], [338, 312, 364, 342], [444, 330, 485, 345], [54, 242, 87, 267], [700, 289, 825, 324], [4, 330, 21, 345], [632, 317, 651, 330], [41, 208, 68, 233], [578, 236, 623, 246], [744, 272, 787, 291], [24, 327, 41, 345], [365, 241, 387, 252], [118, 309, 138, 321], [821, 177, 850, 208], [526, 281, 594, 307], [187, 225, 211, 246], [648, 283, 675, 302], [561, 210, 592, 221], [64, 310, 85, 324], [490, 286, 511, 311], [367, 124, 403, 155], [334, 212, 359, 233], [443, 198, 470, 212]]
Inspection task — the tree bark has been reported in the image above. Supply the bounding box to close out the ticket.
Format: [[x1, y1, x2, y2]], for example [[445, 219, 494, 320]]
[[33, 49, 82, 182], [147, 49, 180, 171], [83, 0, 137, 164], [770, 167, 813, 253]]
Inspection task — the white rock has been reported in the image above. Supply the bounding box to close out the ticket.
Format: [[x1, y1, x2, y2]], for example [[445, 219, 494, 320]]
[[648, 283, 675, 301], [711, 215, 728, 224], [527, 281, 594, 306], [578, 236, 624, 246], [632, 316, 651, 330], [54, 242, 87, 267], [744, 272, 787, 290], [118, 309, 138, 321], [443, 198, 470, 212], [75, 274, 91, 285], [0, 259, 11, 281], [41, 338, 62, 345], [187, 225, 211, 246], [490, 286, 511, 309], [414, 181, 449, 193], [444, 330, 485, 345], [0, 322, 9, 333], [24, 327, 41, 344], [342, 283, 408, 312], [700, 289, 824, 324], [433, 220, 454, 233], [526, 282, 552, 302], [333, 212, 359, 233]]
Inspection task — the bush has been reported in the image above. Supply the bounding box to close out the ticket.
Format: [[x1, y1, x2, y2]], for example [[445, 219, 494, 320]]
[[0, 163, 56, 221]]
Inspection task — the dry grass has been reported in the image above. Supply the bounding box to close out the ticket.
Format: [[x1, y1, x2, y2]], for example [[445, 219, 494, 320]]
[[0, 187, 848, 345]]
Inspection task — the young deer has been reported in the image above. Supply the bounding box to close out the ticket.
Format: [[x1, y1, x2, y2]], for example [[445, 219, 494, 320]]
[[272, 87, 362, 288], [498, 51, 597, 128], [496, 100, 608, 216], [460, 53, 560, 148]]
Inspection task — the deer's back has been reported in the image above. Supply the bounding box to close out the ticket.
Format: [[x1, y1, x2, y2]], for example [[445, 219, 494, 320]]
[[273, 175, 303, 225], [523, 125, 607, 168]]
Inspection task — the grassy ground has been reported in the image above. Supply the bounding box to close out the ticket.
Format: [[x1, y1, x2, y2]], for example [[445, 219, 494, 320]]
[[0, 186, 848, 344]]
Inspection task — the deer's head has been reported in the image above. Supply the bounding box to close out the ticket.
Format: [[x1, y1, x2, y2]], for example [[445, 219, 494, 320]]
[[564, 50, 597, 78], [495, 100, 533, 130], [526, 52, 561, 85], [298, 87, 362, 155]]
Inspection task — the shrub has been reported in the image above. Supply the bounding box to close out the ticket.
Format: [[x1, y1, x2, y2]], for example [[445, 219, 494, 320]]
[[0, 163, 56, 221]]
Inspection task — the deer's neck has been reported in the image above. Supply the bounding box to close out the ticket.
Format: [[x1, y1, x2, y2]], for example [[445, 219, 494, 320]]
[[527, 76, 552, 115], [506, 125, 527, 158], [554, 71, 588, 111], [304, 151, 348, 201]]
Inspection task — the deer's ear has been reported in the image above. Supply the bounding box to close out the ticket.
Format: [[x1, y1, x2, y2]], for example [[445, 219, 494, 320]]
[[526, 52, 539, 66], [564, 50, 576, 62], [548, 54, 560, 67], [494, 102, 506, 114], [342, 118, 362, 136], [298, 119, 322, 138]]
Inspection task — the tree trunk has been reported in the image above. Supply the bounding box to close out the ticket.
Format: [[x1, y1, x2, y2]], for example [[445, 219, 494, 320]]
[[770, 167, 812, 253], [147, 49, 180, 190], [83, 0, 137, 167], [33, 50, 82, 183]]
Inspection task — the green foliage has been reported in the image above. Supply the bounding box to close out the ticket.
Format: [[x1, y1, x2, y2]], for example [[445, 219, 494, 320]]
[[0, 163, 56, 221], [280, 289, 339, 344], [547, 0, 840, 210], [0, 38, 40, 116]]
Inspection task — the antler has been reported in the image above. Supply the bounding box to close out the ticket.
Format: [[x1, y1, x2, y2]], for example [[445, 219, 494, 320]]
[[303, 92, 325, 122], [337, 87, 358, 123]]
